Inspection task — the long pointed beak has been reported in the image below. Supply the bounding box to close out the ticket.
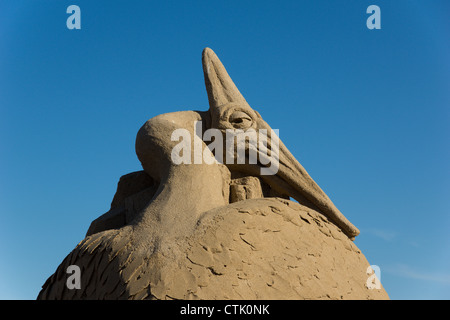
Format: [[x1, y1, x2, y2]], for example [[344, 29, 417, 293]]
[[201, 47, 359, 239], [233, 118, 360, 240]]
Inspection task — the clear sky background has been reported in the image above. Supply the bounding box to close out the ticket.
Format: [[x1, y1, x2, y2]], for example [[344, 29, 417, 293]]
[[0, 1, 448, 300]]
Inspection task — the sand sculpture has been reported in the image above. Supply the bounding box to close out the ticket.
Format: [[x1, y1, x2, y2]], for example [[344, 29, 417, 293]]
[[37, 48, 388, 300]]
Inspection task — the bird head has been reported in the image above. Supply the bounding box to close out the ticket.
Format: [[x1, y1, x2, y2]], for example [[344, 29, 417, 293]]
[[201, 48, 359, 239], [135, 48, 359, 239]]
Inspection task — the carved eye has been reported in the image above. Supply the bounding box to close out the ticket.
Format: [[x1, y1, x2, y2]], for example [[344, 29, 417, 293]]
[[229, 111, 253, 129]]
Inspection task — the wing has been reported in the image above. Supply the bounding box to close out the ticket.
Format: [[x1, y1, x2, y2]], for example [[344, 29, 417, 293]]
[[86, 171, 157, 236], [37, 229, 131, 300]]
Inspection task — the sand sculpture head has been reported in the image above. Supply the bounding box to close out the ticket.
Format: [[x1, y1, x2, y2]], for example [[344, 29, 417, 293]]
[[135, 48, 359, 239]]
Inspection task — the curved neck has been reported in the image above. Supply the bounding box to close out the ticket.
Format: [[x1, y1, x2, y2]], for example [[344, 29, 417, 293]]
[[134, 163, 230, 239]]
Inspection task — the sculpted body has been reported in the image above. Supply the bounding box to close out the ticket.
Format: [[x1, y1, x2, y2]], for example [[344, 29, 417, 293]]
[[37, 49, 388, 300]]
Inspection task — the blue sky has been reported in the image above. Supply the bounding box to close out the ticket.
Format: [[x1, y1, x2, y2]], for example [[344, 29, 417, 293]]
[[0, 1, 449, 300]]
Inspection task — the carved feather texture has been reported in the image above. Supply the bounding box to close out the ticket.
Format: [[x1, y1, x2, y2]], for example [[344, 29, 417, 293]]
[[38, 198, 388, 300]]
